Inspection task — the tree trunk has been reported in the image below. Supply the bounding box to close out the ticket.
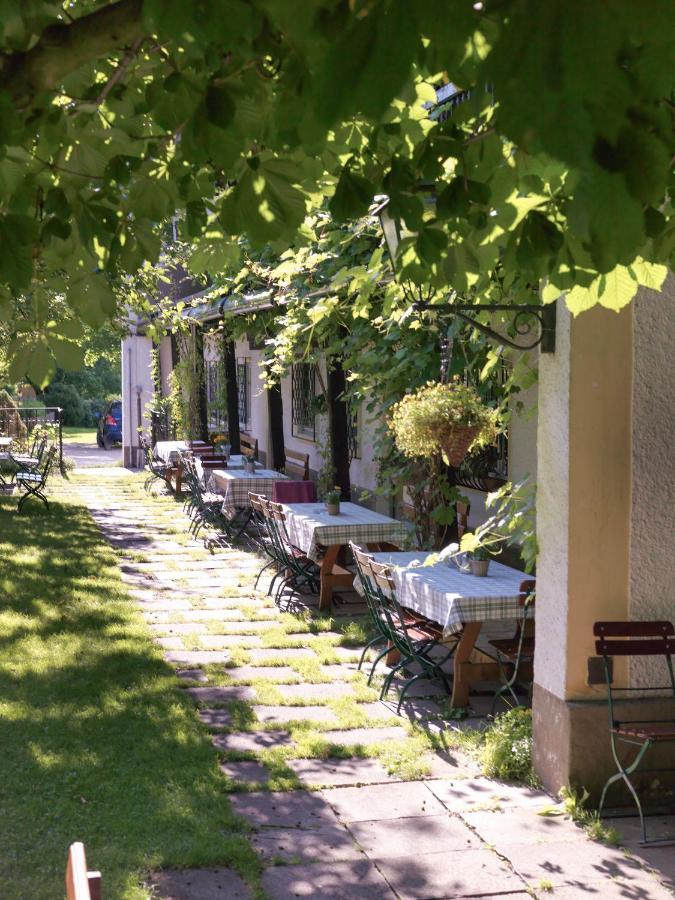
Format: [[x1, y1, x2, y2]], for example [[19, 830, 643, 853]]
[[223, 334, 241, 453], [327, 359, 351, 501], [268, 382, 285, 470]]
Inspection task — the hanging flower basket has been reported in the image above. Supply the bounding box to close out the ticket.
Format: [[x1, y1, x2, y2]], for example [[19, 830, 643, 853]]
[[435, 423, 482, 468], [389, 380, 499, 468]]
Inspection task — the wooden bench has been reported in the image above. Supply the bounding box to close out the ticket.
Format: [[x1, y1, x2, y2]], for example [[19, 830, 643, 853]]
[[284, 448, 310, 480], [66, 843, 101, 900], [240, 432, 258, 459]]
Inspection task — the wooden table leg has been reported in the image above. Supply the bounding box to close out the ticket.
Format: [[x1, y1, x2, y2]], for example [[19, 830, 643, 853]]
[[175, 464, 183, 494], [319, 545, 340, 612], [450, 622, 482, 708]]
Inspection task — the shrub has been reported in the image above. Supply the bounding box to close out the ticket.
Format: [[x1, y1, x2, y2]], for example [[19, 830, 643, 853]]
[[42, 382, 90, 426], [480, 707, 536, 785]]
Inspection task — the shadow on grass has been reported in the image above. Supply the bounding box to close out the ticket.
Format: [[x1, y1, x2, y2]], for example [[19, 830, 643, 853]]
[[0, 496, 259, 900]]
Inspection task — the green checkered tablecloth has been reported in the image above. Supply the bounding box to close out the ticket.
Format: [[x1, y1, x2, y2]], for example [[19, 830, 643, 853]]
[[283, 502, 409, 562], [368, 551, 532, 637], [211, 468, 287, 516]]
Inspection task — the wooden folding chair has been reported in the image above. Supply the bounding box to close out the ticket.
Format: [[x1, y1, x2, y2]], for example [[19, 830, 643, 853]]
[[66, 842, 101, 900], [283, 447, 310, 480], [594, 620, 675, 845]]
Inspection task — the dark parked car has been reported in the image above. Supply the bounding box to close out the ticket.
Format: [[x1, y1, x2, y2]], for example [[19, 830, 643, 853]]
[[97, 400, 122, 449]]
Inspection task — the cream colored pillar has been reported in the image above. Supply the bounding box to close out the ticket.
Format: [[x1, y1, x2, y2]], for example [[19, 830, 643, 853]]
[[533, 300, 633, 795]]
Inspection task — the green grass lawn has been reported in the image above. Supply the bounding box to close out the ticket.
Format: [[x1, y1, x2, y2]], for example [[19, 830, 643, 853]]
[[0, 482, 259, 899], [61, 426, 98, 444]]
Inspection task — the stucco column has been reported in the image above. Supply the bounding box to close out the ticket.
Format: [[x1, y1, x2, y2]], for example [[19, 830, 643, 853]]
[[533, 301, 633, 795], [121, 331, 155, 468]]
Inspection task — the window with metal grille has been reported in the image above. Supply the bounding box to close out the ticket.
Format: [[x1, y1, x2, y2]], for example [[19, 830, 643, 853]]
[[456, 362, 508, 488], [237, 357, 251, 431], [291, 363, 316, 440]]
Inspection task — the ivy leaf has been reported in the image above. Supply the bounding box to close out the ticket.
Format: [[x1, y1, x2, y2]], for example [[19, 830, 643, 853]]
[[237, 162, 307, 245], [629, 258, 668, 292], [50, 337, 85, 371], [329, 168, 374, 222], [205, 83, 236, 130], [0, 214, 36, 289]]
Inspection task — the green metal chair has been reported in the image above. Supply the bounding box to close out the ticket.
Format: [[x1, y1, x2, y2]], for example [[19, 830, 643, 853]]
[[594, 620, 675, 845], [368, 559, 457, 714], [264, 500, 319, 606], [489, 579, 536, 712], [16, 446, 56, 512]]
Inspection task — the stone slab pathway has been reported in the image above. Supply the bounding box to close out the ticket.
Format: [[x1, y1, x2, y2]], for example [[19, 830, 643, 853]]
[[72, 469, 674, 900]]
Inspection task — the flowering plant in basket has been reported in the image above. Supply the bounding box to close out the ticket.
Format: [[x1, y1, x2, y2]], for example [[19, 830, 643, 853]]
[[389, 379, 498, 468]]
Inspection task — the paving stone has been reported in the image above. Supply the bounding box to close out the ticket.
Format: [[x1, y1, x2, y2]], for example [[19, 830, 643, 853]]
[[230, 790, 341, 829], [262, 859, 394, 899], [187, 685, 256, 703], [252, 824, 362, 863], [503, 838, 649, 889], [287, 757, 400, 787], [212, 731, 292, 753], [426, 777, 553, 812], [151, 622, 209, 635], [164, 650, 231, 665], [319, 726, 409, 746], [219, 760, 271, 783], [155, 636, 186, 650], [349, 814, 479, 857], [206, 620, 274, 634], [248, 647, 316, 661], [252, 704, 338, 724], [226, 665, 297, 682], [375, 848, 524, 899], [463, 807, 586, 847], [138, 598, 195, 611], [319, 663, 360, 678], [274, 682, 355, 700], [147, 867, 251, 899], [198, 708, 234, 728], [199, 634, 262, 648], [322, 781, 446, 823], [545, 878, 674, 899], [176, 668, 208, 682]]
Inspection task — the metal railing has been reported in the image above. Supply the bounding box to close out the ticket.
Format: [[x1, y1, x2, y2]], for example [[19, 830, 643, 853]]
[[0, 406, 64, 474]]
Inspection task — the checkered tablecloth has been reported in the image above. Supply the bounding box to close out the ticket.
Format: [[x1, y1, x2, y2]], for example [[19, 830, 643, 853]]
[[283, 502, 410, 563], [211, 468, 288, 516], [368, 551, 533, 637], [153, 441, 187, 463]]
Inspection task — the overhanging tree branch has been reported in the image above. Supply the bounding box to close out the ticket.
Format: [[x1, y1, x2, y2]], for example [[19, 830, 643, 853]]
[[0, 0, 147, 108]]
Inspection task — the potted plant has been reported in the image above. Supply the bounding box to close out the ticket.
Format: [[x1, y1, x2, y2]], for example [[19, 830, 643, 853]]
[[389, 379, 498, 468], [325, 487, 341, 516], [471, 546, 491, 577]]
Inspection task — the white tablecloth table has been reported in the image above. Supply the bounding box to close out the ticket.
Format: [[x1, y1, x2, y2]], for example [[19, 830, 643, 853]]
[[210, 467, 288, 516], [282, 502, 410, 610], [366, 550, 533, 708]]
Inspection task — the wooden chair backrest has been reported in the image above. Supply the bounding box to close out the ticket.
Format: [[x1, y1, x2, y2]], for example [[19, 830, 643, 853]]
[[284, 448, 310, 480], [248, 492, 265, 515], [240, 433, 258, 458], [66, 843, 101, 900], [594, 620, 675, 657]]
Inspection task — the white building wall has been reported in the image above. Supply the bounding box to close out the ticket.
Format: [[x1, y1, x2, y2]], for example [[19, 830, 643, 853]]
[[158, 335, 173, 397], [121, 330, 155, 468], [629, 277, 675, 686]]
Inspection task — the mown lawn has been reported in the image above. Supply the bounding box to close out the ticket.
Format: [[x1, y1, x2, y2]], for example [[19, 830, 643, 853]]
[[0, 484, 259, 899], [61, 426, 98, 444]]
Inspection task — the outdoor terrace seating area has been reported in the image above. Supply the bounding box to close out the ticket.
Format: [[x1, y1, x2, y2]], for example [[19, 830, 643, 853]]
[[144, 434, 539, 719]]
